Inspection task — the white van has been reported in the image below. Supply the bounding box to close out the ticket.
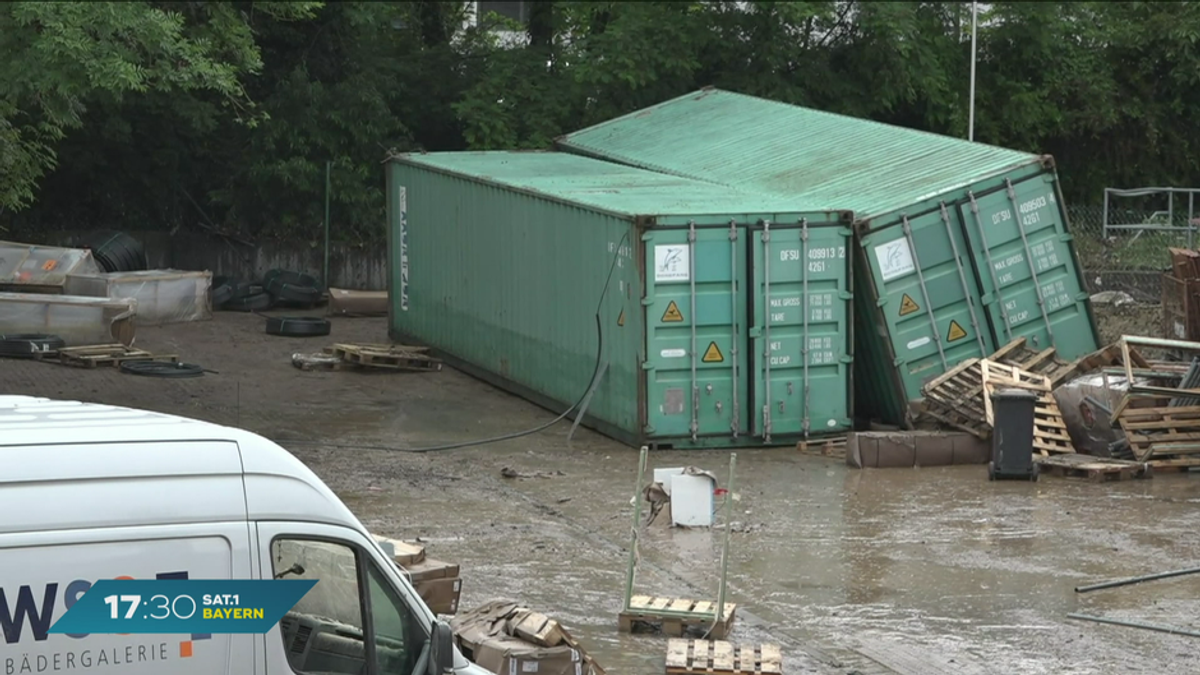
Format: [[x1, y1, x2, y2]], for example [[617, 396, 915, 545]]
[[0, 395, 493, 675]]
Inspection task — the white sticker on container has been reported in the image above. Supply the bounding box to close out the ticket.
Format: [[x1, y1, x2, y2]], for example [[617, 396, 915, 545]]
[[1177, 321, 1187, 339], [654, 244, 690, 282], [907, 336, 931, 350], [826, 419, 838, 428], [661, 348, 686, 359], [522, 662, 539, 673], [875, 238, 915, 281]]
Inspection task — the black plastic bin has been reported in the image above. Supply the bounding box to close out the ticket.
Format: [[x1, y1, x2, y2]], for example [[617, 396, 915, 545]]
[[988, 388, 1040, 481]]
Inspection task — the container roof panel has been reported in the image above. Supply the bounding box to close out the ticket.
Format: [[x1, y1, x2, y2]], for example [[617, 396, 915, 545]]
[[390, 150, 839, 219], [557, 88, 1042, 219]]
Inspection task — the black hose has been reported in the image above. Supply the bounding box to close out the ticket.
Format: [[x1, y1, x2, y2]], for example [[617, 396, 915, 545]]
[[0, 334, 66, 358], [210, 276, 236, 309], [264, 269, 323, 307], [277, 230, 631, 453], [265, 316, 332, 337], [84, 231, 147, 272], [119, 360, 206, 378], [224, 291, 274, 312]]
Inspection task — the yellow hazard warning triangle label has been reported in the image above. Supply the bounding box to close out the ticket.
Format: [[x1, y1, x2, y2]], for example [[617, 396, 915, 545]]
[[661, 300, 684, 323], [617, 309, 625, 327], [702, 342, 725, 363], [947, 320, 968, 342], [899, 293, 919, 316]]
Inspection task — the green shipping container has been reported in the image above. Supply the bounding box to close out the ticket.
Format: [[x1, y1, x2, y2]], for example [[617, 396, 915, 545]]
[[557, 88, 1101, 426], [386, 151, 854, 448]]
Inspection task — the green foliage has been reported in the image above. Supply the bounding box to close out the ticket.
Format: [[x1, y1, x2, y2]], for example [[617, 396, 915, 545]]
[[6, 0, 1200, 242]]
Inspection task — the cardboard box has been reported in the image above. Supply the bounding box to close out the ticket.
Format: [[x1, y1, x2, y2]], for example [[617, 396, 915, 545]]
[[846, 431, 990, 468], [404, 557, 460, 583], [328, 288, 388, 317], [414, 576, 461, 615], [452, 601, 604, 675], [374, 535, 426, 566]]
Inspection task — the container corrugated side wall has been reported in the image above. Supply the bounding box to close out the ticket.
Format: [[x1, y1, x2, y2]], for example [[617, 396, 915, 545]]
[[386, 161, 643, 440], [853, 161, 1100, 425]]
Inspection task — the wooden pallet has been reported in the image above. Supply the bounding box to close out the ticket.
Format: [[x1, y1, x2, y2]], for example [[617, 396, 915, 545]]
[[54, 344, 178, 368], [1034, 453, 1151, 482], [1117, 402, 1200, 461], [1146, 457, 1200, 472], [324, 343, 442, 372], [795, 434, 847, 460], [665, 639, 781, 675], [619, 596, 737, 639], [980, 360, 1073, 455]]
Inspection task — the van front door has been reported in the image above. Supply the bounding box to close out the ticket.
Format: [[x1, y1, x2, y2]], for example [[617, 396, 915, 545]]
[[254, 522, 435, 675]]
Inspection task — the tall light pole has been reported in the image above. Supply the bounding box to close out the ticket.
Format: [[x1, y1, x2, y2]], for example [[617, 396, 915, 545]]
[[968, 1, 978, 142]]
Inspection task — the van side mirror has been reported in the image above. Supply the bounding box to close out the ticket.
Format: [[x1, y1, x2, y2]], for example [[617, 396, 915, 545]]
[[429, 619, 455, 674]]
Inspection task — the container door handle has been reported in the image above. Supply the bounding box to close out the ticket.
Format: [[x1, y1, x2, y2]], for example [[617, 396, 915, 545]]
[[968, 192, 1014, 341], [1005, 178, 1055, 344], [901, 215, 948, 370], [940, 202, 988, 356]]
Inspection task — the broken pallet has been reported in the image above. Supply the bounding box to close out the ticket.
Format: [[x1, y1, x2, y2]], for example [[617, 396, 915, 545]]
[[325, 343, 442, 372], [620, 596, 737, 640], [665, 638, 781, 675], [1034, 453, 1152, 482]]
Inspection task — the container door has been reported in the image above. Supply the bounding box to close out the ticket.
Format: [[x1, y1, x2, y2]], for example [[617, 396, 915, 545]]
[[863, 206, 996, 402], [958, 174, 1098, 359], [643, 222, 749, 442], [749, 220, 854, 441]]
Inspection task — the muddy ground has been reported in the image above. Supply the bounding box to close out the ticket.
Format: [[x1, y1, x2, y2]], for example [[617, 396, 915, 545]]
[[4, 311, 1200, 674]]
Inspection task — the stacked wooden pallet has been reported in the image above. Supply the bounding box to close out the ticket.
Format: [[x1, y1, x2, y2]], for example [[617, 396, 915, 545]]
[[1104, 336, 1200, 471], [921, 337, 1086, 455]]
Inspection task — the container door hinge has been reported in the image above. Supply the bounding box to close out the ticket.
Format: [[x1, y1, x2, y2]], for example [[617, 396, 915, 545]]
[[840, 354, 854, 364], [1075, 291, 1091, 302], [980, 292, 995, 305], [876, 296, 889, 308], [641, 362, 655, 371], [641, 297, 654, 307], [748, 326, 763, 339], [643, 425, 655, 434], [838, 227, 854, 238], [893, 356, 906, 367], [640, 232, 654, 242], [839, 290, 853, 301]]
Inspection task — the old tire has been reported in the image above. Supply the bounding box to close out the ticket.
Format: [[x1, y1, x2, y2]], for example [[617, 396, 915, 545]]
[[264, 269, 322, 307], [265, 316, 331, 338], [119, 360, 205, 378], [0, 334, 66, 358], [224, 291, 273, 312]]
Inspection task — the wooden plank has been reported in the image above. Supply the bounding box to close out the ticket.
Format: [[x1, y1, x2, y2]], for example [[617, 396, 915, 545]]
[[712, 641, 735, 671], [760, 644, 783, 670], [692, 601, 713, 614], [650, 597, 672, 611], [669, 598, 693, 613], [630, 595, 653, 609], [665, 639, 690, 669]]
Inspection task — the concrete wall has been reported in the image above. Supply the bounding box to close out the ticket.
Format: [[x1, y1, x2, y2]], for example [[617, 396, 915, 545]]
[[46, 231, 388, 290]]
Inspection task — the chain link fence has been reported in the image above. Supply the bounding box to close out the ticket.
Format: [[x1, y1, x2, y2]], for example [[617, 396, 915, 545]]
[[1067, 204, 1193, 303]]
